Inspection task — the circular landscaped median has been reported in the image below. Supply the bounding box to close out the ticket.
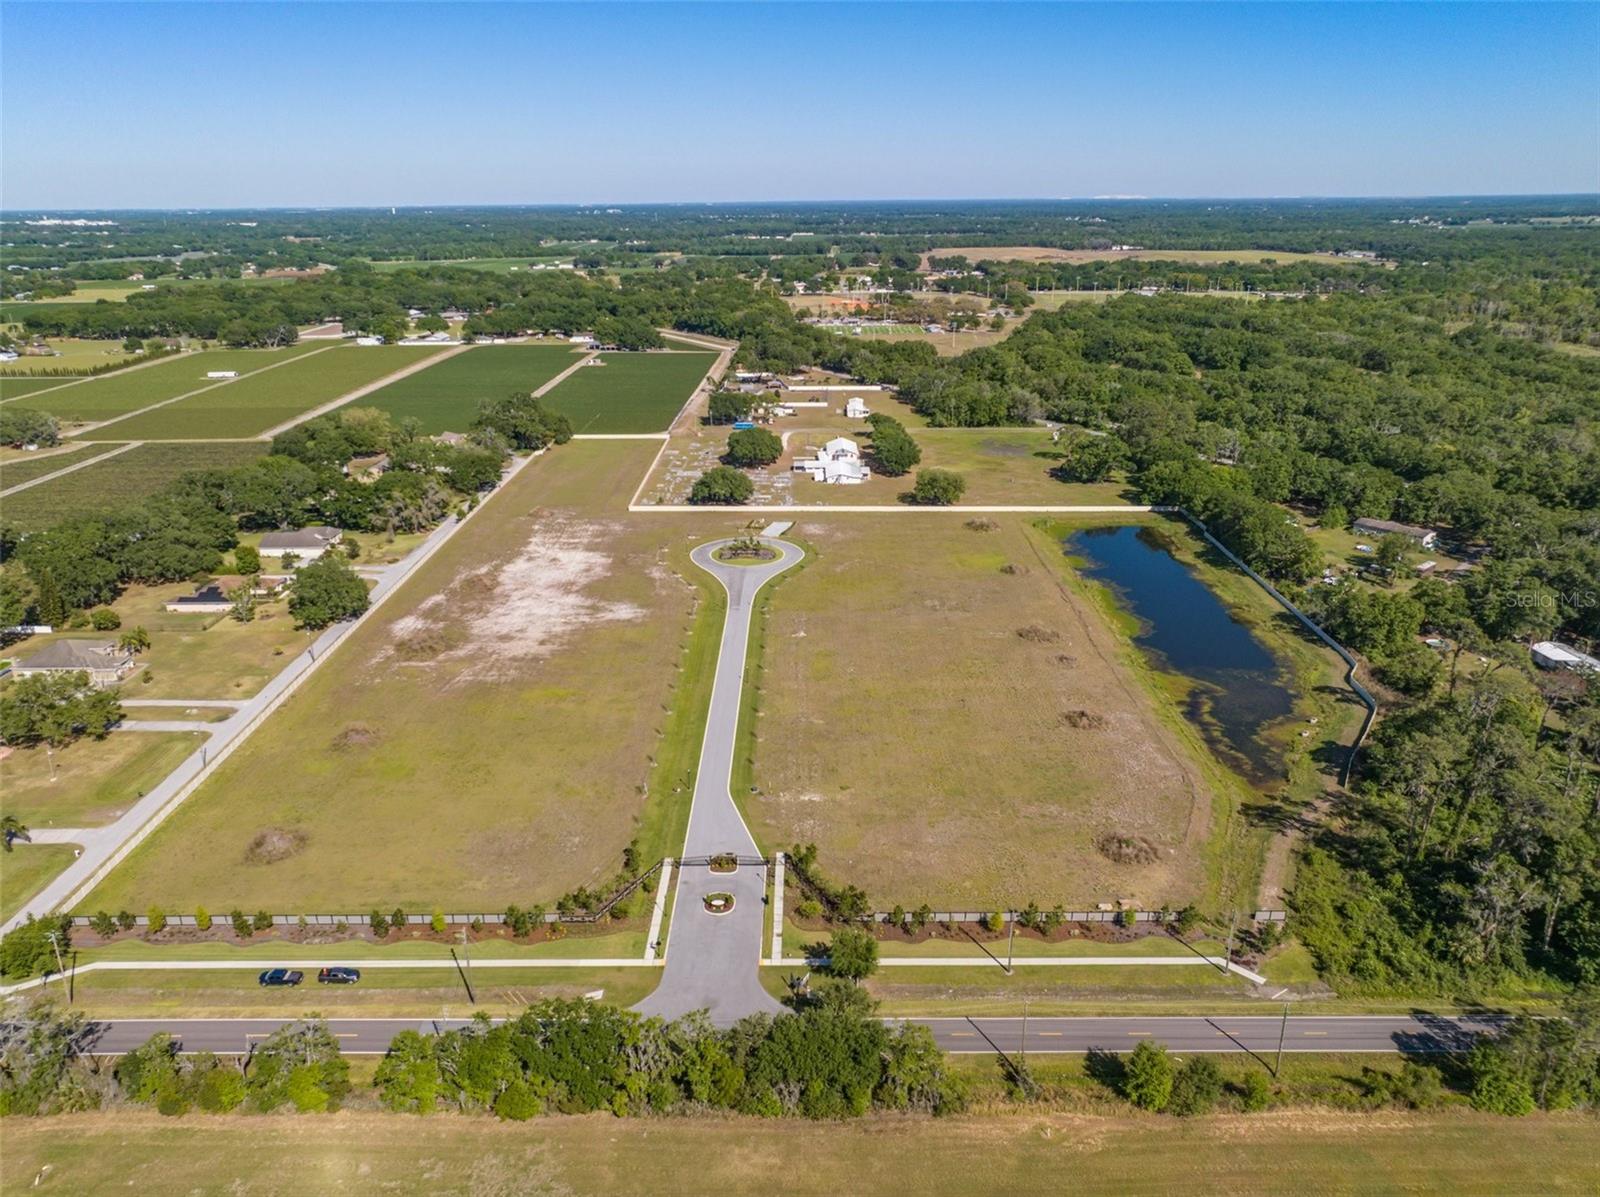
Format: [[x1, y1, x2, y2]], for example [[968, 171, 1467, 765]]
[[703, 892, 735, 915]]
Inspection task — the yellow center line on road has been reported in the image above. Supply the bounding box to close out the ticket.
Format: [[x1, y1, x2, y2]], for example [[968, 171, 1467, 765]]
[[949, 1032, 976, 1038], [1126, 1031, 1151, 1036], [1301, 1031, 1328, 1036], [1037, 1032, 1062, 1037]]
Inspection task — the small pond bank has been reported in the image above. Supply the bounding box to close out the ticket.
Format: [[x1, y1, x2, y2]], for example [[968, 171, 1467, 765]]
[[1064, 524, 1296, 786]]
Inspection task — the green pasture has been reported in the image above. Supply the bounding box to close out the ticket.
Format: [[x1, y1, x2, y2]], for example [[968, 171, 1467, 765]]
[[357, 343, 577, 432]]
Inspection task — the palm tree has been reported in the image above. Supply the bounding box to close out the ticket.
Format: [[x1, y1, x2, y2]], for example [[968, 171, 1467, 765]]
[[1, 814, 31, 851]]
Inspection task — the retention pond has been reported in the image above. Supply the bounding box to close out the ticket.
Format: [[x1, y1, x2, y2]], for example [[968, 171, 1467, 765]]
[[1066, 524, 1294, 785]]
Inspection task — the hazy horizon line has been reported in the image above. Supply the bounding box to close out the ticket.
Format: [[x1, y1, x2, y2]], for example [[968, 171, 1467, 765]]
[[4, 192, 1598, 216]]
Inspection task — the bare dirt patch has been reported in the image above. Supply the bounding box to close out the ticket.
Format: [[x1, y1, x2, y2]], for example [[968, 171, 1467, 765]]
[[1016, 624, 1061, 643], [331, 723, 380, 751], [244, 827, 308, 865], [1060, 709, 1107, 730], [383, 517, 643, 684], [1096, 832, 1160, 865]]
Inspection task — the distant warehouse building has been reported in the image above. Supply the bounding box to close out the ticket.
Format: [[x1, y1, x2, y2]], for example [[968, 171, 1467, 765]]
[[1352, 517, 1438, 549], [1531, 641, 1600, 675]]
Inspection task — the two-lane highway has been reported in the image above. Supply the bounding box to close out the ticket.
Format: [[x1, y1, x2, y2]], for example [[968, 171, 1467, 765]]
[[68, 1014, 1502, 1056]]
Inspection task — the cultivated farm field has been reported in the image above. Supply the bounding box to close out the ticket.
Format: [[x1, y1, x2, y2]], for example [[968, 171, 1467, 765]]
[[0, 442, 266, 531], [0, 443, 117, 488], [81, 440, 711, 913], [0, 345, 323, 422], [84, 345, 448, 439], [358, 343, 577, 432], [742, 514, 1214, 909], [539, 350, 717, 434]]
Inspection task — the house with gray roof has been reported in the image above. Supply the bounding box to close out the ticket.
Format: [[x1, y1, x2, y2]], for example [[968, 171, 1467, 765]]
[[258, 526, 343, 560], [10, 639, 136, 687]]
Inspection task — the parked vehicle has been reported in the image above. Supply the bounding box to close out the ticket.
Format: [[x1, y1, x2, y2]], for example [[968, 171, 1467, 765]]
[[258, 969, 303, 987], [317, 967, 361, 985]]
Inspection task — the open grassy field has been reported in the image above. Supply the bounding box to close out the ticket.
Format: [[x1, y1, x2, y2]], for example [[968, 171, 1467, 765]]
[[81, 440, 709, 913], [741, 513, 1213, 909], [97, 580, 312, 698], [0, 337, 142, 374], [0, 345, 323, 421], [0, 443, 117, 487], [0, 732, 201, 829], [4, 1109, 1592, 1196], [357, 343, 578, 433], [922, 246, 1364, 268], [84, 345, 447, 440], [539, 350, 717, 433], [0, 844, 79, 921], [638, 418, 1130, 508], [6, 279, 143, 304], [0, 442, 267, 531]]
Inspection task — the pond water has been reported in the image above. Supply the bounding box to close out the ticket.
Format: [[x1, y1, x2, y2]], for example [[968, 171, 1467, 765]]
[[1066, 524, 1294, 785]]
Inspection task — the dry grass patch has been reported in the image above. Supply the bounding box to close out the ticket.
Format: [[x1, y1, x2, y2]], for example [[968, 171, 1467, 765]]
[[744, 515, 1213, 908], [82, 440, 707, 913]]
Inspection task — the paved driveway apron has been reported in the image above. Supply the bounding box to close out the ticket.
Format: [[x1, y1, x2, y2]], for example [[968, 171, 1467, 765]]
[[636, 537, 802, 1026]]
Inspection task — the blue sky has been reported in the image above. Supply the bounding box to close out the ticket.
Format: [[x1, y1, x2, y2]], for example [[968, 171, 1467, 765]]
[[2, 2, 1595, 207]]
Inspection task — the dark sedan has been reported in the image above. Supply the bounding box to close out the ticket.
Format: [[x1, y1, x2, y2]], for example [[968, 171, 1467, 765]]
[[257, 969, 303, 987], [317, 967, 361, 985]]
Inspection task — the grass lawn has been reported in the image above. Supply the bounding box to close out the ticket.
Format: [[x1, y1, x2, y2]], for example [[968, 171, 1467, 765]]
[[60, 964, 660, 1018], [0, 733, 200, 828], [0, 442, 267, 531], [0, 345, 322, 421], [539, 350, 717, 434], [0, 337, 141, 375], [3, 1109, 1591, 1195], [357, 343, 578, 433], [0, 443, 119, 488], [14, 581, 312, 699], [83, 345, 447, 440], [0, 843, 80, 921], [82, 440, 710, 913], [741, 512, 1214, 909]]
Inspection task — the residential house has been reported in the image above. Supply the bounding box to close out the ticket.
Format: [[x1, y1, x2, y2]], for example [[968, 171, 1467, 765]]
[[346, 453, 390, 482], [259, 526, 343, 560], [844, 396, 871, 419], [11, 639, 136, 687], [164, 584, 233, 614], [1531, 641, 1600, 675], [1352, 517, 1438, 549], [793, 437, 871, 485]]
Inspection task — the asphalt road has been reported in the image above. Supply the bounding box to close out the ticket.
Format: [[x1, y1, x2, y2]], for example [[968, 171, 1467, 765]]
[[68, 1014, 1502, 1056], [635, 537, 803, 1027]]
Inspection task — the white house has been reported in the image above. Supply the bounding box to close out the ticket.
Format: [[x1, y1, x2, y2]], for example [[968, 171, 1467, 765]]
[[1531, 641, 1600, 675], [793, 437, 871, 485], [1352, 517, 1438, 549], [258, 526, 343, 560], [844, 396, 871, 419]]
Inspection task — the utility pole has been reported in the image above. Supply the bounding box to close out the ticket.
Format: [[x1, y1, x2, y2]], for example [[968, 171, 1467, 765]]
[[45, 931, 66, 1000], [1222, 910, 1238, 975], [1275, 1001, 1289, 1077], [1006, 913, 1015, 975], [459, 926, 474, 1004]]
